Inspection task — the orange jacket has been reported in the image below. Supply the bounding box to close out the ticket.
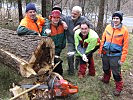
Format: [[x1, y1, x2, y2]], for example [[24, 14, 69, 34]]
[[99, 24, 129, 62], [20, 15, 45, 34]]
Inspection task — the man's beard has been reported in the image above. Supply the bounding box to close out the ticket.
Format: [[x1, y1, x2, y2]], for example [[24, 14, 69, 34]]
[[30, 15, 36, 20], [71, 16, 77, 20]]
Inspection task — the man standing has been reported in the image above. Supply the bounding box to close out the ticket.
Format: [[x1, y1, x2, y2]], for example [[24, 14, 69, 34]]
[[17, 3, 49, 36], [99, 11, 129, 96], [42, 10, 66, 75], [63, 6, 93, 75], [74, 21, 100, 78]]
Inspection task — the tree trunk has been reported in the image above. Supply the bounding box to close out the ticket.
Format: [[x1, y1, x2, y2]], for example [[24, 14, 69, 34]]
[[116, 0, 121, 11], [41, 0, 46, 17], [41, 0, 52, 18], [25, 0, 31, 5], [96, 0, 105, 38], [0, 28, 55, 77], [18, 0, 23, 22]]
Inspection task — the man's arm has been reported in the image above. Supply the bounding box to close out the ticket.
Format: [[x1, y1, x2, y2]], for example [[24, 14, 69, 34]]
[[120, 28, 129, 63], [41, 18, 51, 36], [74, 29, 85, 57], [17, 25, 38, 36]]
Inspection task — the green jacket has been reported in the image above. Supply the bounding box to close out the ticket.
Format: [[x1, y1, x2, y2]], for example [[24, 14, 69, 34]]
[[42, 23, 66, 55], [74, 29, 99, 57]]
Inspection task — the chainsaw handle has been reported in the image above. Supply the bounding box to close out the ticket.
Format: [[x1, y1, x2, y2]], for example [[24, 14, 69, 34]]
[[10, 84, 40, 100]]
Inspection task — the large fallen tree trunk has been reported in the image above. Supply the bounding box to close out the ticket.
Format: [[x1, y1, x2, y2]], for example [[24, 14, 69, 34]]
[[0, 27, 55, 77]]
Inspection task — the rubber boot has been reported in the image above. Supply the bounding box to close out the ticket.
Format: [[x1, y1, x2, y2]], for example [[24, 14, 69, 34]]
[[78, 64, 87, 78], [100, 70, 111, 83], [113, 81, 123, 96], [67, 55, 74, 75], [75, 56, 80, 70], [88, 57, 95, 76]]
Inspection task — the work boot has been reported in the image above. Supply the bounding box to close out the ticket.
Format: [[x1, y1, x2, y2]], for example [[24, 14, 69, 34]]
[[113, 90, 121, 96], [99, 76, 109, 84], [67, 55, 75, 75], [78, 74, 84, 79], [113, 81, 123, 96], [99, 72, 111, 84], [75, 56, 80, 70]]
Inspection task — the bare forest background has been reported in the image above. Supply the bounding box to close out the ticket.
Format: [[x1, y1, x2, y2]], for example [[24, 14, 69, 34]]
[[0, 0, 133, 36]]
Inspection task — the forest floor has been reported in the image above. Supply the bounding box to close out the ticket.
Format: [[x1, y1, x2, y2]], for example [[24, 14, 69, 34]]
[[117, 68, 133, 100]]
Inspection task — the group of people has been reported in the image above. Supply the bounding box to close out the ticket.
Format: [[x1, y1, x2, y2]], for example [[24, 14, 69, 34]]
[[17, 2, 129, 96]]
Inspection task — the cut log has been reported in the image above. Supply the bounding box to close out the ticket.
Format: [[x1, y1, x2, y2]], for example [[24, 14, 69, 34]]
[[0, 27, 55, 77]]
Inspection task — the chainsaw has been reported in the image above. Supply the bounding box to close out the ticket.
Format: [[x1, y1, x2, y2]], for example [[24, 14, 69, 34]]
[[21, 78, 78, 99], [10, 72, 78, 100]]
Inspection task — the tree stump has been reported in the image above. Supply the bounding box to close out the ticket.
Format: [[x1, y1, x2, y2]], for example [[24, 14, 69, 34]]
[[0, 27, 55, 77]]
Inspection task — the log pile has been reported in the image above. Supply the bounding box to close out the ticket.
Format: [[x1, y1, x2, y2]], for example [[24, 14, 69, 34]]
[[0, 27, 55, 77]]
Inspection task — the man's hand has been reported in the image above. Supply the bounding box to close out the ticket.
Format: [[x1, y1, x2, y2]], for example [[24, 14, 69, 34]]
[[82, 54, 88, 62], [67, 52, 75, 56], [45, 29, 51, 36], [38, 33, 41, 36], [62, 21, 68, 30], [73, 25, 80, 32], [118, 60, 123, 66]]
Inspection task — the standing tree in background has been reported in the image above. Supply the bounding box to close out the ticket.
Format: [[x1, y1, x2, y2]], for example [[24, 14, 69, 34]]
[[96, 0, 105, 38], [42, 0, 46, 17], [117, 0, 121, 11], [42, 0, 52, 18], [17, 0, 23, 22], [78, 0, 85, 16], [25, 0, 31, 5]]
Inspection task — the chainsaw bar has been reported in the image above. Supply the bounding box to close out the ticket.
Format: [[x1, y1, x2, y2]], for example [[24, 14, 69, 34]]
[[21, 84, 48, 89]]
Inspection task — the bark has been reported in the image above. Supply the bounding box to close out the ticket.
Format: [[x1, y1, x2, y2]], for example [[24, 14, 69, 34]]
[[96, 0, 105, 38], [17, 0, 23, 22], [0, 28, 55, 77], [116, 0, 121, 11], [41, 0, 46, 17]]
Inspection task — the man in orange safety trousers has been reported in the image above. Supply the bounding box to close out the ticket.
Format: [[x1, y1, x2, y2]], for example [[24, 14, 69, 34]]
[[99, 11, 129, 96]]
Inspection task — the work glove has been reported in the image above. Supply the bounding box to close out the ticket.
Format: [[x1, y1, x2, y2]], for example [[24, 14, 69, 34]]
[[82, 54, 88, 62], [45, 29, 51, 36], [67, 51, 75, 56], [118, 60, 123, 66]]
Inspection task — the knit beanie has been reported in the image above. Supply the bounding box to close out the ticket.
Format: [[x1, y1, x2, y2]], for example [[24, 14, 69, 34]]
[[112, 11, 123, 22], [52, 5, 62, 13], [51, 10, 61, 17], [26, 3, 36, 12]]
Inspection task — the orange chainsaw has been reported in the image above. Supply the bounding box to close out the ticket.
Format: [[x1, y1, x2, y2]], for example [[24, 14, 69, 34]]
[[20, 77, 78, 99]]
